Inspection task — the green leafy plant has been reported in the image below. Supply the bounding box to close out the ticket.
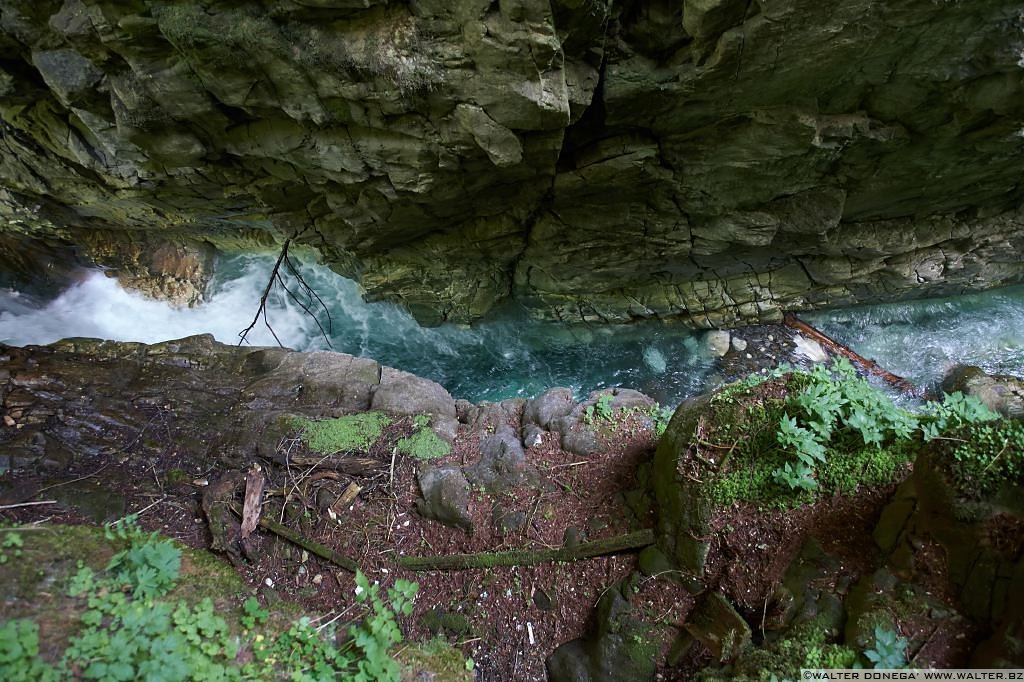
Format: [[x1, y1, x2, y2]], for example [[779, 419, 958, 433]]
[[772, 359, 918, 492], [920, 392, 999, 441], [863, 624, 908, 668], [0, 516, 421, 682], [947, 419, 1024, 495], [0, 531, 23, 565]]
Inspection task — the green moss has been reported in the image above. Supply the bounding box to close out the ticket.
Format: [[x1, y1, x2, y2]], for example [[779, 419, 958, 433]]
[[399, 637, 474, 682], [397, 428, 451, 460], [294, 412, 392, 453]]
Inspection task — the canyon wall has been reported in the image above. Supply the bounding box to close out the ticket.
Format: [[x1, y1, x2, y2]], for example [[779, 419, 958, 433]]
[[1, 0, 1023, 325]]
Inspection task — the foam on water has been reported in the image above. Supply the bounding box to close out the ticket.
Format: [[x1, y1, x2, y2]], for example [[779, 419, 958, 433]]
[[1, 254, 1022, 403]]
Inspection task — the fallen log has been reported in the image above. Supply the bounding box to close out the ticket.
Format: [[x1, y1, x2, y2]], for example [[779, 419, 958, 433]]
[[228, 502, 359, 573], [782, 313, 922, 396], [397, 528, 655, 571], [270, 453, 383, 475]]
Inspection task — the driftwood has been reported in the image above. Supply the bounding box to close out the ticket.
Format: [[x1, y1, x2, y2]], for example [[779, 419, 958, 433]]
[[783, 313, 921, 395], [398, 529, 655, 571], [228, 502, 360, 573]]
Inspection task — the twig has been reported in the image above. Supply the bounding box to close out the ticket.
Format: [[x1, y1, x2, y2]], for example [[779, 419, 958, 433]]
[[133, 497, 166, 516], [34, 464, 109, 495], [238, 233, 295, 347], [0, 500, 57, 510], [981, 439, 1010, 474]]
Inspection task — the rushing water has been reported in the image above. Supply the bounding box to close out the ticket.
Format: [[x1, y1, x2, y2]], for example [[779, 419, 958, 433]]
[[0, 253, 1022, 404]]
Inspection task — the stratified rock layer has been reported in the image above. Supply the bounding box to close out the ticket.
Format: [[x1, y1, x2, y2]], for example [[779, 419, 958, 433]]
[[1, 0, 1023, 324]]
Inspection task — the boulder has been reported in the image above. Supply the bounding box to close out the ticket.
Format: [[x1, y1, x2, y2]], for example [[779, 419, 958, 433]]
[[942, 365, 1024, 418], [415, 466, 473, 532]]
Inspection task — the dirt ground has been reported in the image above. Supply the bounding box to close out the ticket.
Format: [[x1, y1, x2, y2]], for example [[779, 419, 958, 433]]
[[0, 402, 977, 680]]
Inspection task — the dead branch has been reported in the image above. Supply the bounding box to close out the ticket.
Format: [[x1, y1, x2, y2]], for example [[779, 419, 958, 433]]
[[228, 502, 359, 573], [398, 528, 655, 571], [238, 228, 333, 349]]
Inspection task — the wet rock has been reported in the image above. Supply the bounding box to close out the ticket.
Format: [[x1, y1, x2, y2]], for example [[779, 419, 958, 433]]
[[465, 427, 530, 492], [730, 336, 747, 352], [546, 578, 659, 682], [683, 592, 751, 663], [415, 466, 472, 532], [941, 365, 1024, 418], [705, 331, 731, 358]]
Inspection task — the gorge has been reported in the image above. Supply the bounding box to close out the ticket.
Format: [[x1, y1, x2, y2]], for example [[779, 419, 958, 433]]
[[1, 0, 1024, 680]]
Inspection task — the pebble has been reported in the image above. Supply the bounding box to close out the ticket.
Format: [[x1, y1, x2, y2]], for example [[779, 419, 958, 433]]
[[2, 415, 14, 427], [731, 336, 748, 352]]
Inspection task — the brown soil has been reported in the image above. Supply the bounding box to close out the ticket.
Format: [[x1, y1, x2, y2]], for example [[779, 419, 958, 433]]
[[1, 409, 974, 680]]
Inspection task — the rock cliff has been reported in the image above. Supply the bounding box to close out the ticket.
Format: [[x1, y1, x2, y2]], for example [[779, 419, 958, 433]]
[[1, 0, 1023, 325]]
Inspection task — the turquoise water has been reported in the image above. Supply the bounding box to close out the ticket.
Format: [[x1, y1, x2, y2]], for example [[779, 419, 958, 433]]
[[802, 286, 1024, 393], [1, 253, 1022, 404]]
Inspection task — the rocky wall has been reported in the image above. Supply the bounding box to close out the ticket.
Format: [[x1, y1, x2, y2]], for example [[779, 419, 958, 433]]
[[1, 0, 1023, 325]]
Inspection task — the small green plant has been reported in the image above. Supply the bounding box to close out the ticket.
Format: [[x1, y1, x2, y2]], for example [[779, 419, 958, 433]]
[[294, 412, 392, 453], [947, 419, 1024, 495], [920, 392, 999, 441], [863, 624, 908, 668], [595, 394, 615, 420], [0, 531, 23, 565]]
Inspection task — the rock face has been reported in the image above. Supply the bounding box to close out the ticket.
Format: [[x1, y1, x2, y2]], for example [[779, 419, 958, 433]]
[[1, 1, 1023, 324]]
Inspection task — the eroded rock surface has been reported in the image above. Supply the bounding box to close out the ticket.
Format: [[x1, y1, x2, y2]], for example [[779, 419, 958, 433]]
[[1, 1, 1022, 324]]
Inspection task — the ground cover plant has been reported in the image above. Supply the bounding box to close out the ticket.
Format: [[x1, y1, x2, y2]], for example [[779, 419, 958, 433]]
[[696, 359, 1001, 507], [0, 515, 418, 681]]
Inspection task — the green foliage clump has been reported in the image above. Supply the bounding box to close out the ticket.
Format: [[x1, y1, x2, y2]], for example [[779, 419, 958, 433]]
[[919, 391, 999, 441], [584, 393, 617, 424], [0, 516, 420, 682], [695, 621, 857, 682], [771, 359, 917, 492], [946, 419, 1024, 496], [0, 531, 23, 565], [863, 624, 908, 669], [295, 412, 392, 453]]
